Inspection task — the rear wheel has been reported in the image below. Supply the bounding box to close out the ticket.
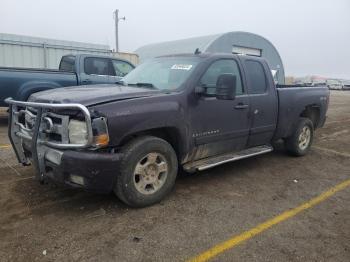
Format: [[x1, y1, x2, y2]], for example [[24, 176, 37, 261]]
[[285, 118, 314, 156], [114, 136, 178, 207]]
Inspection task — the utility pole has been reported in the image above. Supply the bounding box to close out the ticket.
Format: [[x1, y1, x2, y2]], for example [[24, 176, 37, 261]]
[[114, 9, 125, 52]]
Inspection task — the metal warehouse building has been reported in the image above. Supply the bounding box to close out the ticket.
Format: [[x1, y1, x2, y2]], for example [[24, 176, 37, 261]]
[[135, 31, 285, 84], [0, 33, 139, 69], [0, 33, 111, 69]]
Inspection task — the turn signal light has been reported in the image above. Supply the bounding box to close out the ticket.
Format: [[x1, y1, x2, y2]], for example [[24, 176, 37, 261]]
[[94, 133, 109, 147]]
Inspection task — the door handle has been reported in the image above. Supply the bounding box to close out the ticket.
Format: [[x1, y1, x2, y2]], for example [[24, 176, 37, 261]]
[[234, 104, 249, 109], [82, 79, 92, 84]]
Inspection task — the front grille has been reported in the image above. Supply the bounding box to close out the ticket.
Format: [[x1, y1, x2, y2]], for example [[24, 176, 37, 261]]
[[24, 108, 36, 129], [19, 107, 71, 145]]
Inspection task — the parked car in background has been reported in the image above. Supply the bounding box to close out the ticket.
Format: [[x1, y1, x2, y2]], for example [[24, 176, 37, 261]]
[[341, 80, 350, 90], [6, 53, 329, 207], [326, 79, 343, 90], [311, 81, 327, 87], [0, 54, 134, 106]]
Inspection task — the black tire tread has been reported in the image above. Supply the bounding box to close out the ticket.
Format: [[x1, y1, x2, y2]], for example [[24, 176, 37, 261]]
[[285, 117, 314, 156], [114, 136, 178, 207]]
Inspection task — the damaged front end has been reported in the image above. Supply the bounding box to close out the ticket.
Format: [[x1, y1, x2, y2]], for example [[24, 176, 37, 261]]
[[5, 98, 121, 193]]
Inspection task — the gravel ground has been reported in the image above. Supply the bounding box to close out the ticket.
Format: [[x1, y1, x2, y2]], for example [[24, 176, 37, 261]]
[[0, 91, 349, 262]]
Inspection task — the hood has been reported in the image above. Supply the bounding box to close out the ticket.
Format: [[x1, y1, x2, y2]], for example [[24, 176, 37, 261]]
[[28, 84, 161, 106]]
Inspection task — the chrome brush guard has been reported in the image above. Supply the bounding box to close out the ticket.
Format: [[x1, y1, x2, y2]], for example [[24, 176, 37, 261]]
[[5, 98, 93, 180]]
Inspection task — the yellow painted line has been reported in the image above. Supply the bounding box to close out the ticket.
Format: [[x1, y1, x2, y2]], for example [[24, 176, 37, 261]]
[[0, 144, 11, 149], [188, 179, 350, 262]]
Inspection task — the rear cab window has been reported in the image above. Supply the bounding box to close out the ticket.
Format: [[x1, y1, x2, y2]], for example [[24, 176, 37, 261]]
[[59, 56, 76, 72], [244, 60, 267, 94], [84, 57, 114, 76]]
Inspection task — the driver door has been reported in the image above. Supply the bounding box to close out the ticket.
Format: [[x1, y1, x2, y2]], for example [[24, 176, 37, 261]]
[[189, 59, 250, 160]]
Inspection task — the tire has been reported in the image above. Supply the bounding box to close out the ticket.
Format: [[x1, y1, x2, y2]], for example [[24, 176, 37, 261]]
[[114, 136, 178, 207], [285, 117, 314, 156]]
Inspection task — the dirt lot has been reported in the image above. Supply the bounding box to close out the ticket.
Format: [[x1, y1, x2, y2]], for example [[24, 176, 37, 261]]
[[0, 91, 349, 262]]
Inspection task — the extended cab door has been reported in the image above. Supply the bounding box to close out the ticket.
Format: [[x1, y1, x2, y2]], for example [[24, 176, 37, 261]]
[[189, 59, 250, 160], [241, 58, 278, 147], [79, 57, 115, 85]]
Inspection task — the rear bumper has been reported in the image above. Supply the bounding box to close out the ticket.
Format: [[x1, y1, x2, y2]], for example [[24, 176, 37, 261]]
[[36, 147, 122, 193]]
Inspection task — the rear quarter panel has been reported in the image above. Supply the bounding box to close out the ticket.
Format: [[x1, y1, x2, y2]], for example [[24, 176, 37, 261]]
[[0, 68, 77, 106], [274, 86, 329, 139]]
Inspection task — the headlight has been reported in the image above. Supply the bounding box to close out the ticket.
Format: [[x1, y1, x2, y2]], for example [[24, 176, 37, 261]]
[[68, 117, 110, 147], [68, 119, 88, 144]]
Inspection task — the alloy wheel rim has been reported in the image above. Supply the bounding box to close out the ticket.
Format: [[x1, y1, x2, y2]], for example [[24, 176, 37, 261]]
[[133, 152, 168, 195], [298, 126, 311, 150]]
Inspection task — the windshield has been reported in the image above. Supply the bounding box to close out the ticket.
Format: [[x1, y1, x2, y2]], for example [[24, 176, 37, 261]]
[[122, 57, 200, 90], [327, 79, 340, 85]]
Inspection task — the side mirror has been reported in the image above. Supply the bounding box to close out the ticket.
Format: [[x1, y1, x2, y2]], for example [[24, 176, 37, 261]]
[[216, 74, 236, 100]]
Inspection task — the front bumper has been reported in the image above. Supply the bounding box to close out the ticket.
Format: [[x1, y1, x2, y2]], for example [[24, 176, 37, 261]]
[[6, 98, 120, 193], [39, 147, 122, 193]]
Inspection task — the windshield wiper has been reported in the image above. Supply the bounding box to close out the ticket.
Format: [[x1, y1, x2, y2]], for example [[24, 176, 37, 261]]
[[127, 82, 156, 89]]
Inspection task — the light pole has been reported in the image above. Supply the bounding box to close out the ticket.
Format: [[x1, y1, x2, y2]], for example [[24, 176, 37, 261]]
[[114, 9, 125, 52]]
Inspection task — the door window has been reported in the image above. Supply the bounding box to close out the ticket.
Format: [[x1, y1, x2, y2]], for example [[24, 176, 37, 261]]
[[244, 60, 267, 94], [200, 59, 244, 95], [111, 60, 134, 77], [84, 57, 114, 76]]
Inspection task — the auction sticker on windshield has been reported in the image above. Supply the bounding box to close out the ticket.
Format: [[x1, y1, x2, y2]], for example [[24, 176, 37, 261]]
[[171, 64, 193, 70]]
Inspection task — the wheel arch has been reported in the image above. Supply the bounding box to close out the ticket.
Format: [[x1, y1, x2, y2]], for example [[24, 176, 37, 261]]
[[299, 105, 320, 129], [118, 127, 185, 162], [17, 81, 62, 101]]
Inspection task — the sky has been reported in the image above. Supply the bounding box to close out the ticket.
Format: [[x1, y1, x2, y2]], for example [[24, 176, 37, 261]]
[[0, 0, 349, 79]]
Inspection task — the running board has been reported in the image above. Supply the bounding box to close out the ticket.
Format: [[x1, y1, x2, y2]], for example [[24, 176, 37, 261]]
[[183, 145, 273, 172]]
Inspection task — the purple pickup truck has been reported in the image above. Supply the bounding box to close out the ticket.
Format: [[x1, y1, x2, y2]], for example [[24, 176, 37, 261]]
[[6, 53, 329, 207]]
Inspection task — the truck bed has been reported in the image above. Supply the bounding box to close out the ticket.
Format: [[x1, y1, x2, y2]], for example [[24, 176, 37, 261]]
[[0, 67, 77, 106], [0, 66, 73, 73], [275, 85, 329, 139]]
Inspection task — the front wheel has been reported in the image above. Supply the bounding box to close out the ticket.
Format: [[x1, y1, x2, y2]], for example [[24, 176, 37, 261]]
[[114, 136, 178, 207], [285, 117, 314, 156]]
